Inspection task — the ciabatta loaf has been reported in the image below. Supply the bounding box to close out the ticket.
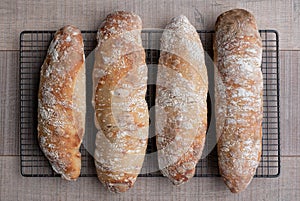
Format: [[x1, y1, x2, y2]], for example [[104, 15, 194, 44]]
[[156, 15, 208, 185], [214, 9, 263, 193], [38, 25, 85, 181], [93, 11, 149, 193]]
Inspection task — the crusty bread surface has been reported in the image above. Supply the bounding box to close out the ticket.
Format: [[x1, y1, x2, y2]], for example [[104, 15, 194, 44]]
[[38, 25, 85, 181], [214, 9, 263, 193], [93, 11, 149, 193], [156, 15, 208, 185]]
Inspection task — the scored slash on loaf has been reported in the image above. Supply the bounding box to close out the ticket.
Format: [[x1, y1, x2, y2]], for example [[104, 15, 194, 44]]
[[156, 15, 208, 185], [37, 25, 86, 181], [214, 9, 263, 193], [93, 11, 149, 193]]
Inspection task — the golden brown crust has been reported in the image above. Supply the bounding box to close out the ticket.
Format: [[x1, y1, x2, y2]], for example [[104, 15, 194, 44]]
[[214, 9, 263, 193], [93, 11, 148, 193], [156, 15, 208, 185], [37, 25, 85, 181]]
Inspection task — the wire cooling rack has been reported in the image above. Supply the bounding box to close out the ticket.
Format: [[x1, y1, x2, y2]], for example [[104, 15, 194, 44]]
[[20, 30, 280, 178]]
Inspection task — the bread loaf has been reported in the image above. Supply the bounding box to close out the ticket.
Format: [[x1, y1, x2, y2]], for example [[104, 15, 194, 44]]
[[93, 11, 149, 193], [214, 9, 263, 193], [37, 25, 85, 181], [156, 15, 208, 185]]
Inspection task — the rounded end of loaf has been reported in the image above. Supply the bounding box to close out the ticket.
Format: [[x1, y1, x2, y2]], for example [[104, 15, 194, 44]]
[[222, 176, 253, 193], [217, 135, 261, 194], [61, 170, 80, 181], [53, 25, 83, 50], [161, 167, 196, 186], [158, 142, 203, 186], [165, 15, 195, 32], [45, 149, 82, 181], [170, 15, 190, 25], [103, 181, 134, 193], [159, 150, 200, 186], [64, 154, 82, 181], [215, 9, 259, 37], [48, 25, 84, 63], [97, 11, 142, 42], [218, 156, 257, 194], [95, 168, 137, 193], [56, 25, 82, 36]]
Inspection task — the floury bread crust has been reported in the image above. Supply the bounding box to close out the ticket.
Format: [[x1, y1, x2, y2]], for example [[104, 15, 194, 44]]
[[93, 11, 149, 193], [214, 9, 263, 193], [38, 25, 85, 181], [156, 15, 208, 185]]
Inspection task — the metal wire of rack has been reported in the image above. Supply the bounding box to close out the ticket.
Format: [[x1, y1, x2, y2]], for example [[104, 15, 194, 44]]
[[19, 30, 280, 178]]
